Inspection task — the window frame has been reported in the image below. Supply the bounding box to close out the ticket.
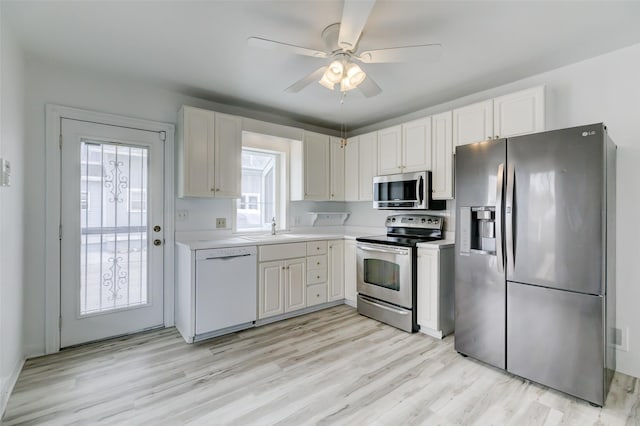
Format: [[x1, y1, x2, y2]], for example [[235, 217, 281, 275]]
[[234, 131, 291, 234]]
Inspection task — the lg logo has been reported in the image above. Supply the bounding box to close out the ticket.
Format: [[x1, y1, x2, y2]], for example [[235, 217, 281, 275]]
[[582, 131, 596, 136]]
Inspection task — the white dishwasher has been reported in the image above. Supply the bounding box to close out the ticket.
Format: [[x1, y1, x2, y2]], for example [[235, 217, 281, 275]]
[[195, 246, 257, 335]]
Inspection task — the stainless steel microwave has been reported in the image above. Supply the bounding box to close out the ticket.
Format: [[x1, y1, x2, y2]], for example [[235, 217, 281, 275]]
[[373, 171, 446, 210]]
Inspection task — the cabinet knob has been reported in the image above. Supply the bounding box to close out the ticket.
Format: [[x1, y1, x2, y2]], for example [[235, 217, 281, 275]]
[[216, 188, 220, 192], [282, 266, 285, 270], [316, 293, 320, 297], [317, 275, 320, 279], [316, 262, 320, 265], [495, 135, 499, 139]]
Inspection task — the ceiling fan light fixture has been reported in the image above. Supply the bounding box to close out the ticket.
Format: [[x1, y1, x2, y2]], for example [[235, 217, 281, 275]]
[[345, 63, 366, 86], [318, 72, 336, 90], [325, 60, 344, 83]]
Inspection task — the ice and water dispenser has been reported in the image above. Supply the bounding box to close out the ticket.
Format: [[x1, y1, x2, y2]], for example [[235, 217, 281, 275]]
[[459, 206, 497, 255]]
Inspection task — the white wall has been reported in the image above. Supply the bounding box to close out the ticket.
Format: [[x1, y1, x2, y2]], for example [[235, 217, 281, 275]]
[[351, 42, 640, 379], [0, 15, 26, 415]]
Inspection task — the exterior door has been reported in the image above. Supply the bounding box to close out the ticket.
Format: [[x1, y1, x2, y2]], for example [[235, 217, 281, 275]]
[[60, 118, 165, 347], [506, 125, 604, 294]]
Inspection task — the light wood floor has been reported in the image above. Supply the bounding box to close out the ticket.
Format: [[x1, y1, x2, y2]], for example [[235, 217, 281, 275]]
[[3, 305, 639, 425]]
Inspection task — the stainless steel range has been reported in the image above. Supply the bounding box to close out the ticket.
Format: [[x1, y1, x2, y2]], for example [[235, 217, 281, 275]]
[[356, 214, 443, 332]]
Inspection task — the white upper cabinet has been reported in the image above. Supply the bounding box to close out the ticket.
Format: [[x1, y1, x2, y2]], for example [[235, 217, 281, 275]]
[[453, 86, 546, 148], [330, 137, 345, 201], [358, 132, 378, 201], [213, 113, 242, 197], [377, 125, 403, 175], [453, 100, 494, 148], [402, 117, 432, 173], [493, 86, 545, 138], [291, 131, 330, 201], [177, 106, 241, 198], [344, 137, 359, 202], [378, 120, 432, 175], [431, 111, 454, 200]]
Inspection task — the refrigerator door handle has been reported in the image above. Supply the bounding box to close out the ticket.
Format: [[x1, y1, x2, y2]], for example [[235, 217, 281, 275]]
[[506, 163, 515, 273], [495, 163, 504, 273]]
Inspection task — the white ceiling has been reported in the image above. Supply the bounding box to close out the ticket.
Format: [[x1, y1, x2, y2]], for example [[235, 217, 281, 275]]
[[4, 1, 640, 130]]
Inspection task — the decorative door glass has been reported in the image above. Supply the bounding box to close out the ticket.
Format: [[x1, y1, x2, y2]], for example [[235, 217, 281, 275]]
[[80, 141, 149, 315]]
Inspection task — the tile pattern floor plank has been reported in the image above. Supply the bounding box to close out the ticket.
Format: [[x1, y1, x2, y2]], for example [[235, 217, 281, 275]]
[[3, 305, 639, 425]]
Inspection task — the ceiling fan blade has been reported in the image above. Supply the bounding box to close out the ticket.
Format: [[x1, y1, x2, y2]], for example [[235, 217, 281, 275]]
[[357, 44, 443, 63], [338, 0, 376, 51], [285, 66, 328, 93], [247, 37, 328, 59], [358, 74, 382, 98]]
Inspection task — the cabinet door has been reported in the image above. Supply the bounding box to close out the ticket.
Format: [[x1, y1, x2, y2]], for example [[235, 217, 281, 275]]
[[358, 132, 378, 201], [213, 113, 242, 198], [378, 126, 402, 175], [328, 240, 345, 301], [344, 240, 357, 304], [180, 106, 215, 197], [304, 132, 331, 200], [493, 86, 545, 138], [344, 137, 359, 201], [259, 261, 284, 319], [330, 137, 345, 201], [417, 248, 440, 331], [431, 111, 454, 200], [453, 100, 493, 147], [285, 258, 306, 312], [403, 117, 432, 173]]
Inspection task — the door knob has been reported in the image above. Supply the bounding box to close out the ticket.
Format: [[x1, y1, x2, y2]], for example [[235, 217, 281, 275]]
[[153, 239, 162, 246], [153, 225, 161, 232]]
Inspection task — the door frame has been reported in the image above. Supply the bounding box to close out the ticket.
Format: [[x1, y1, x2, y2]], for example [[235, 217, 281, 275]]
[[45, 104, 175, 354]]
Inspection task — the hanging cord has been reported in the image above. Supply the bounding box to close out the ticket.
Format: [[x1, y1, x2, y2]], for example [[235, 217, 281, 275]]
[[340, 91, 348, 147]]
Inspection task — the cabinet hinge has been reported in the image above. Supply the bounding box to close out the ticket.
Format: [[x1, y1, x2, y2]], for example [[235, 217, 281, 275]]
[[59, 224, 63, 240], [159, 131, 166, 142], [59, 134, 63, 149]]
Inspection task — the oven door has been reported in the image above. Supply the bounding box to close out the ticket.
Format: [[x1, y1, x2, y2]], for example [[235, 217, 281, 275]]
[[356, 242, 413, 308]]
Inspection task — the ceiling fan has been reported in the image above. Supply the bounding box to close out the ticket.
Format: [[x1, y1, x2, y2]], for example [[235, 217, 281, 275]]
[[247, 0, 442, 98]]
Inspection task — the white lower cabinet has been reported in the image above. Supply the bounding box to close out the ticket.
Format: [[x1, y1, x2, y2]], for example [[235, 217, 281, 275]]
[[259, 258, 306, 319], [259, 261, 286, 319], [417, 246, 455, 338], [344, 240, 357, 305], [328, 240, 344, 301]]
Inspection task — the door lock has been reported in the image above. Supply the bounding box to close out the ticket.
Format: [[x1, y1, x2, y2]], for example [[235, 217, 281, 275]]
[[153, 225, 161, 232], [153, 239, 162, 246]]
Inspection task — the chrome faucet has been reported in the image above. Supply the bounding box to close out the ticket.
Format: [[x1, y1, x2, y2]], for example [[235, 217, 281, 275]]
[[271, 217, 277, 235]]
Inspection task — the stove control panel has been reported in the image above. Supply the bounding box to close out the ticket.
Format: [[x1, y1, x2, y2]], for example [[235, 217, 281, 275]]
[[385, 214, 444, 230]]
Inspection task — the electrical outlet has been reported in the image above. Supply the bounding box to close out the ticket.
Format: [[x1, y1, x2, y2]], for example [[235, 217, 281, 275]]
[[612, 326, 630, 352], [176, 210, 189, 221], [216, 218, 227, 229]]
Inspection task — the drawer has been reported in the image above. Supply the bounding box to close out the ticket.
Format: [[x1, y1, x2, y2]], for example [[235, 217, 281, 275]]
[[306, 255, 327, 271], [307, 268, 328, 285], [306, 240, 327, 255], [259, 242, 307, 262], [306, 284, 328, 306]]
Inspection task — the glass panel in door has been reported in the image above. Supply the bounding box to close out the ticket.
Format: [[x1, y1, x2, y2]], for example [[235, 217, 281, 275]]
[[80, 141, 149, 314]]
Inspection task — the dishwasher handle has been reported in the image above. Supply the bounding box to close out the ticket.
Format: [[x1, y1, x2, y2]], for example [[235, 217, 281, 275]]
[[202, 253, 254, 261]]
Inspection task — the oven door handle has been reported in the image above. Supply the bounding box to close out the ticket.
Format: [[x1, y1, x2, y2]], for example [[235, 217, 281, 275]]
[[359, 297, 409, 315], [358, 245, 409, 255]]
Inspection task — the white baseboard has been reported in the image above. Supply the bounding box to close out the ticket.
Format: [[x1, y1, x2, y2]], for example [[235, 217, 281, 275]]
[[344, 299, 356, 308], [1, 357, 25, 419]]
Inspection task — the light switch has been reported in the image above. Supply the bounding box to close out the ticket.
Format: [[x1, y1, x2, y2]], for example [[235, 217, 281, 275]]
[[0, 158, 10, 187]]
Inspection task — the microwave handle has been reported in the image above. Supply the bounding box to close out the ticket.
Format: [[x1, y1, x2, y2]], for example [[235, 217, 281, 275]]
[[417, 175, 424, 205]]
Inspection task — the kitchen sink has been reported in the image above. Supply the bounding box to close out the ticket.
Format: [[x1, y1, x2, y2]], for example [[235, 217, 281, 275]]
[[240, 234, 302, 242]]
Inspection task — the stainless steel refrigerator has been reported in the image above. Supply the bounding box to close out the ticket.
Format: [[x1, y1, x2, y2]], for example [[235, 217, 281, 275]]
[[454, 123, 616, 406]]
